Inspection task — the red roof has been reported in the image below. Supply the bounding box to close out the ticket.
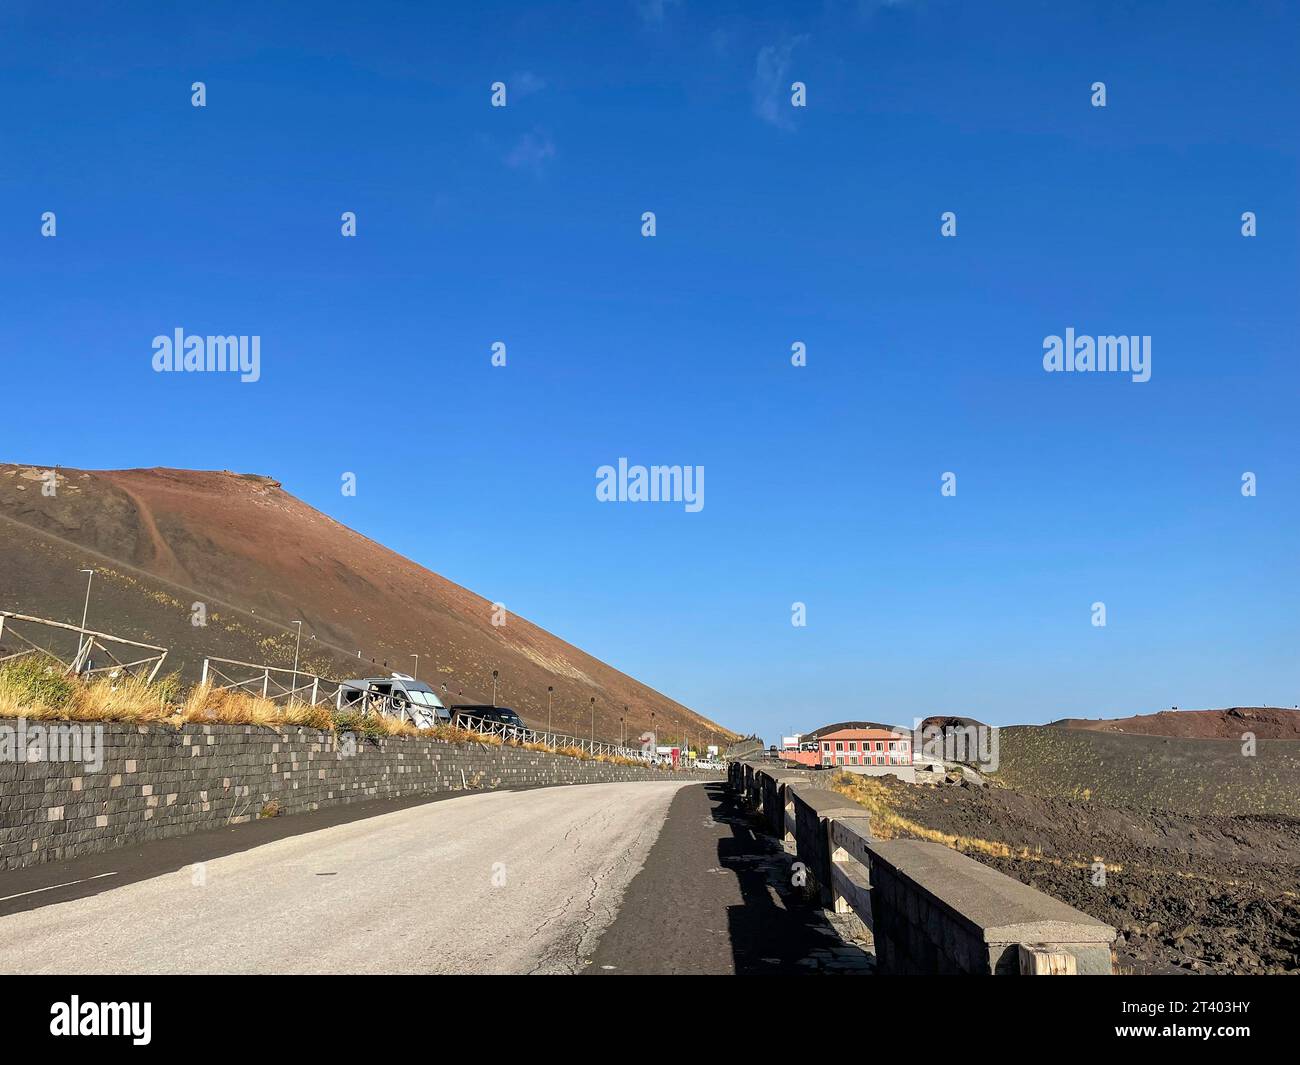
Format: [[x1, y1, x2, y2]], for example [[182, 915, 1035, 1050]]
[[820, 728, 909, 742]]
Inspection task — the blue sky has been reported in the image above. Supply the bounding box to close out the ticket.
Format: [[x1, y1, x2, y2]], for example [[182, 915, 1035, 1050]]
[[2, 1, 1296, 739]]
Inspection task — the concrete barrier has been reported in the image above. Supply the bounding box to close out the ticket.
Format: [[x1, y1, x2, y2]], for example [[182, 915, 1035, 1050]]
[[731, 761, 1116, 975]]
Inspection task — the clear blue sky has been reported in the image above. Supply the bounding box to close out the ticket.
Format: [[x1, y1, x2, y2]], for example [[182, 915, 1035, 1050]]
[[2, 1, 1296, 739]]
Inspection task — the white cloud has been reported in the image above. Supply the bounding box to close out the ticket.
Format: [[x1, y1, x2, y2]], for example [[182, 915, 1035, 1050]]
[[511, 70, 546, 98], [752, 35, 809, 131], [635, 0, 681, 26], [505, 128, 557, 173]]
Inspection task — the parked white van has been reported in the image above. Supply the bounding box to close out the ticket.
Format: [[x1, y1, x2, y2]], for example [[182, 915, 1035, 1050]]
[[335, 673, 450, 729]]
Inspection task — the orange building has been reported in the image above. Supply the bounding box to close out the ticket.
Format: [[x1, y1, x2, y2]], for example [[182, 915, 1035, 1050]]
[[819, 728, 911, 768]]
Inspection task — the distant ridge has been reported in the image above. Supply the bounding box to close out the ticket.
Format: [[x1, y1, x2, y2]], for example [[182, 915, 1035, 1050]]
[[1051, 706, 1300, 740]]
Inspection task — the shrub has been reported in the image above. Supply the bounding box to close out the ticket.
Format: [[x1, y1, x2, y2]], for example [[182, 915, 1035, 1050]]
[[0, 655, 79, 714]]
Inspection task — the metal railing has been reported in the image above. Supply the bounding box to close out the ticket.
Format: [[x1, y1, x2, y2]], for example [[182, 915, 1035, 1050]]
[[0, 610, 169, 683], [449, 712, 651, 761], [195, 660, 655, 755]]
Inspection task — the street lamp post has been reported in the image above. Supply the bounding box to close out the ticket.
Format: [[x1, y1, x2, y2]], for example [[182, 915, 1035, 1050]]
[[589, 697, 596, 749], [410, 654, 419, 680], [547, 686, 553, 738], [491, 669, 499, 707], [76, 568, 94, 671], [622, 705, 628, 748], [290, 621, 303, 703]]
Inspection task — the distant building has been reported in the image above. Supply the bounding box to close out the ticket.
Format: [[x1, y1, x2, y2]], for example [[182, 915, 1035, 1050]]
[[819, 727, 912, 768], [781, 734, 802, 751]]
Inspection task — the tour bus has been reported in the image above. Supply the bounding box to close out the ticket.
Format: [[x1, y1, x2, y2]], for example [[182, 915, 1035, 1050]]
[[335, 673, 451, 729]]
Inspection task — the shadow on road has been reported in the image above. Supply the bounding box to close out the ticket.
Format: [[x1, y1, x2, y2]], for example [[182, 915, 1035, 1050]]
[[584, 781, 872, 974], [708, 783, 873, 975]]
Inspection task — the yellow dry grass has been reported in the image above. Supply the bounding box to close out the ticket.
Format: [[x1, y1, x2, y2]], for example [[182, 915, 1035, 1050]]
[[830, 771, 1122, 872], [1, 657, 177, 724], [0, 656, 665, 770], [830, 772, 1017, 859]]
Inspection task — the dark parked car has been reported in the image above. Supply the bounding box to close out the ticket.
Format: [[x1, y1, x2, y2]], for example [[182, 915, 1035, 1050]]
[[450, 705, 526, 732]]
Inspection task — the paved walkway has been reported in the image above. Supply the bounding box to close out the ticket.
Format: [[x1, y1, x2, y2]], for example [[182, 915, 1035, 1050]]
[[584, 780, 873, 974]]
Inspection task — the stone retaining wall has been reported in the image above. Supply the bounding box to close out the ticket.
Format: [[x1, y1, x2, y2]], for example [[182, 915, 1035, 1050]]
[[0, 718, 717, 871]]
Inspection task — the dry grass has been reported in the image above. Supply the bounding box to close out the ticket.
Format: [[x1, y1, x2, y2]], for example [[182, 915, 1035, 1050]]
[[594, 752, 646, 767], [433, 724, 501, 746], [178, 682, 334, 730], [555, 743, 591, 760], [0, 656, 664, 771], [830, 771, 1017, 859], [828, 771, 1120, 871], [0, 655, 179, 724]]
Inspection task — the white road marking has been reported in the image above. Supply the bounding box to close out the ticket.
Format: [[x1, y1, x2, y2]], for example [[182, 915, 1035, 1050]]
[[0, 871, 118, 903]]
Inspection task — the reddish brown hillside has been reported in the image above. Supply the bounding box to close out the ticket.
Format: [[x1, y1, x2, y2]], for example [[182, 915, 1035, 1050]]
[[1051, 707, 1300, 740], [0, 464, 736, 747]]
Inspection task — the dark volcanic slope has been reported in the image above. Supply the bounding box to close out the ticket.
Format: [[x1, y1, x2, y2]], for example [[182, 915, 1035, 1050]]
[[991, 725, 1300, 817], [870, 775, 1300, 975], [0, 464, 736, 747], [1052, 706, 1300, 739]]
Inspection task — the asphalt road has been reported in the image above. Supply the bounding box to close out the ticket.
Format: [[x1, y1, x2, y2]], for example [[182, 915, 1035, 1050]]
[[0, 781, 691, 975]]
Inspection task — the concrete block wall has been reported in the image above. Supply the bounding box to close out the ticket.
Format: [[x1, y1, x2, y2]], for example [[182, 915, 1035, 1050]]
[[731, 760, 1116, 974], [0, 719, 718, 871], [866, 839, 1117, 974]]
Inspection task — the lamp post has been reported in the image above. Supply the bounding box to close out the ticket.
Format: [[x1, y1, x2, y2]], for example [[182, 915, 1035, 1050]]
[[290, 621, 303, 703], [491, 669, 499, 707], [589, 697, 595, 748], [622, 705, 628, 748], [547, 686, 553, 738], [76, 568, 94, 671], [410, 654, 419, 680]]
